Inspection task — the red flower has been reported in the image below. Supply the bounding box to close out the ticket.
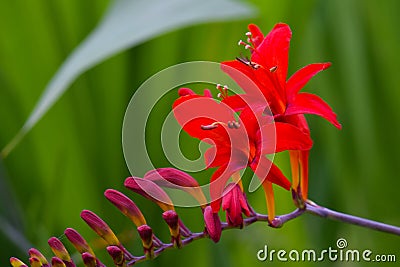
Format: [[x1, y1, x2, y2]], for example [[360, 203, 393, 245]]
[[172, 88, 312, 220], [221, 23, 341, 201]]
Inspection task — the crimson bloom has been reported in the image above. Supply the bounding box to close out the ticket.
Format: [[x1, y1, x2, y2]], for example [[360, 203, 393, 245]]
[[173, 88, 312, 220], [221, 23, 341, 201]]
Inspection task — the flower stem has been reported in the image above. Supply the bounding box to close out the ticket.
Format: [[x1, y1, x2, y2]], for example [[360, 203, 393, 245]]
[[305, 201, 400, 236]]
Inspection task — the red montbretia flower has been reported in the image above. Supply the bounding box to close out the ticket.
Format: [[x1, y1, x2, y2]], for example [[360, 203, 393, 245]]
[[221, 23, 341, 202], [173, 88, 312, 220]]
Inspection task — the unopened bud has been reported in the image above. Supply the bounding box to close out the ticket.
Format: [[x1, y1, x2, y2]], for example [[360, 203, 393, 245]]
[[105, 189, 146, 227], [51, 257, 66, 267], [81, 253, 97, 267], [106, 246, 126, 267], [203, 206, 222, 243], [80, 210, 120, 246], [162, 210, 181, 247], [137, 225, 154, 259], [10, 258, 28, 267], [64, 228, 95, 256], [28, 249, 49, 267], [48, 237, 75, 267]]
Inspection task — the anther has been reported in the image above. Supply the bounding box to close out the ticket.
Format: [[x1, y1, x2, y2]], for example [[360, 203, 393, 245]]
[[217, 93, 222, 98], [227, 121, 240, 129], [269, 66, 278, 72], [245, 31, 252, 36], [244, 44, 251, 50]]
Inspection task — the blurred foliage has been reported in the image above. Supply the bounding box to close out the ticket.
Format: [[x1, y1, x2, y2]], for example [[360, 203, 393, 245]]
[[0, 0, 399, 266]]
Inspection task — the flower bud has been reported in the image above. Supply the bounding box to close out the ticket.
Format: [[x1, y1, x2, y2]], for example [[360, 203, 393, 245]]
[[124, 177, 174, 211], [104, 189, 146, 227], [144, 168, 207, 208], [29, 257, 42, 267], [81, 253, 97, 267], [162, 210, 181, 247], [203, 206, 222, 243], [51, 257, 66, 267], [10, 257, 28, 267], [137, 224, 154, 259], [64, 228, 95, 256], [221, 183, 251, 227], [106, 246, 126, 267], [48, 237, 75, 267], [28, 248, 49, 267], [80, 210, 120, 246]]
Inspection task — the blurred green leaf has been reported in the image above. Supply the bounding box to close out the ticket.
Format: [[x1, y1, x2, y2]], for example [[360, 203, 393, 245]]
[[1, 0, 255, 157]]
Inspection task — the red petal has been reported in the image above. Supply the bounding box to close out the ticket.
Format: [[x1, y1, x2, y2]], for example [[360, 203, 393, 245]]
[[221, 94, 248, 111], [173, 94, 235, 143], [251, 23, 292, 88], [259, 122, 313, 154], [286, 63, 331, 101], [204, 146, 231, 168], [209, 159, 247, 212], [285, 93, 342, 129], [248, 23, 264, 47], [250, 156, 291, 190], [221, 60, 268, 98]]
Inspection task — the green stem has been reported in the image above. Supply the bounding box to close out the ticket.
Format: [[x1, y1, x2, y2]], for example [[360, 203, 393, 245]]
[[305, 201, 400, 236]]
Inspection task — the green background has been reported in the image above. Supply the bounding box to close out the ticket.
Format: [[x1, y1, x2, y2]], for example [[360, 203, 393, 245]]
[[0, 0, 399, 266]]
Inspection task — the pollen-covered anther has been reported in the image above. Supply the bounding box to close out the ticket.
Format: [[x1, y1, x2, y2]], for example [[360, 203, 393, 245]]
[[245, 31, 252, 36], [227, 121, 240, 129], [269, 66, 278, 72]]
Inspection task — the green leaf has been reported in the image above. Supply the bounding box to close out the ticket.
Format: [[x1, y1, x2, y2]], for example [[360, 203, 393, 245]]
[[1, 0, 255, 157]]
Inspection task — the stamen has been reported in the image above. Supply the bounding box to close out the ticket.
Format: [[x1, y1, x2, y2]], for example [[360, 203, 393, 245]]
[[201, 120, 240, 130], [216, 84, 228, 98], [269, 66, 278, 72], [217, 93, 222, 98], [236, 56, 261, 70], [237, 39, 255, 51], [245, 31, 252, 36], [201, 122, 225, 130]]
